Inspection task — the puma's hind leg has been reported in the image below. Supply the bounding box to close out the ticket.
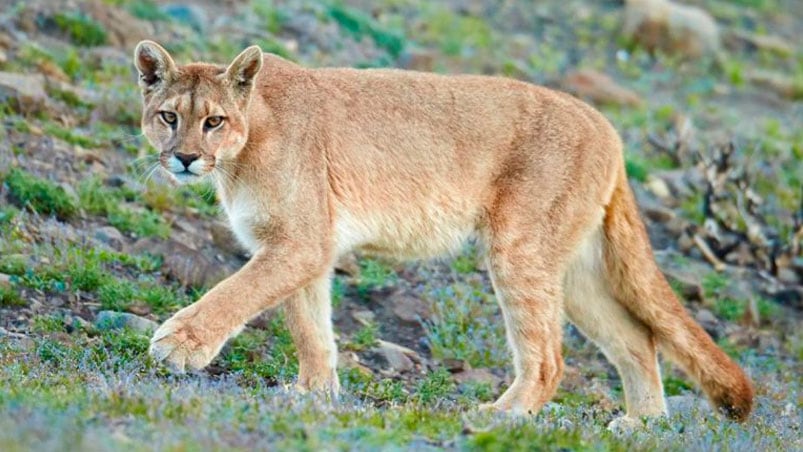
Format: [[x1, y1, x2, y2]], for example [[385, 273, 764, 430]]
[[564, 229, 667, 420]]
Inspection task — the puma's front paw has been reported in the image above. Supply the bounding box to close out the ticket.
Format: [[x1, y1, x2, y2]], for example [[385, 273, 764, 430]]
[[149, 313, 227, 373]]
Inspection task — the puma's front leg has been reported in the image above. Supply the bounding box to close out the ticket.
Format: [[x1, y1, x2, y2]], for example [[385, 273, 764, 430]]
[[283, 276, 339, 395], [150, 243, 330, 373]]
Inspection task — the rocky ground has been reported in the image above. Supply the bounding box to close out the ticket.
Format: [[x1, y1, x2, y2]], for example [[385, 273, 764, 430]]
[[0, 0, 801, 450]]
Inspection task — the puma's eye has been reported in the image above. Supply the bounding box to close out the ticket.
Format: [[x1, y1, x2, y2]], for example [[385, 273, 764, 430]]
[[204, 116, 224, 129], [160, 111, 177, 125]]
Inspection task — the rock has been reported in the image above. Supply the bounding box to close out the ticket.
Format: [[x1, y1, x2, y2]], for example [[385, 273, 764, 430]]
[[452, 368, 502, 389], [352, 309, 375, 326], [210, 220, 246, 257], [745, 70, 803, 100], [441, 358, 468, 372], [656, 251, 706, 302], [64, 314, 92, 333], [623, 0, 720, 58], [390, 291, 431, 324], [645, 175, 671, 199], [94, 226, 126, 251], [0, 328, 35, 351], [371, 340, 418, 372], [0, 71, 48, 114], [94, 310, 157, 333], [131, 237, 228, 289], [695, 308, 718, 325], [561, 69, 642, 107], [725, 30, 794, 57], [337, 351, 373, 376], [0, 273, 11, 289], [334, 253, 360, 276]]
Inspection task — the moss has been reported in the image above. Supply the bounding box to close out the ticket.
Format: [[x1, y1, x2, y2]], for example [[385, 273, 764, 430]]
[[3, 168, 77, 220]]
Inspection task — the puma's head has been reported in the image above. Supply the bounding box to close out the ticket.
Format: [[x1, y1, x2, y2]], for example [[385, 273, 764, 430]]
[[133, 40, 263, 184]]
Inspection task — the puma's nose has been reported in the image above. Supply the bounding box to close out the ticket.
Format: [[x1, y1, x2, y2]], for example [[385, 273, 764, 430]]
[[175, 152, 200, 169]]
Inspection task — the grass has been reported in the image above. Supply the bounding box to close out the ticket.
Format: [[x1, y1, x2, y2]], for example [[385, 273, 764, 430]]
[[0, 335, 797, 450], [422, 282, 508, 368], [2, 168, 77, 220], [77, 177, 171, 238], [327, 4, 406, 58], [52, 12, 107, 47]]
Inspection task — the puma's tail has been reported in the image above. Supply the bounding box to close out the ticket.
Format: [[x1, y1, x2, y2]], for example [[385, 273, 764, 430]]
[[601, 167, 754, 421]]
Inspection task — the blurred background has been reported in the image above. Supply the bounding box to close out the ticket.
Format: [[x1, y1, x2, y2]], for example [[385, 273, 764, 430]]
[[0, 0, 800, 449]]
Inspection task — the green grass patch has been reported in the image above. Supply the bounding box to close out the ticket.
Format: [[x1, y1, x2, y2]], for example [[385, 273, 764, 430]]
[[3, 168, 77, 220], [52, 12, 107, 46], [423, 282, 507, 368], [0, 286, 25, 307], [327, 4, 405, 57]]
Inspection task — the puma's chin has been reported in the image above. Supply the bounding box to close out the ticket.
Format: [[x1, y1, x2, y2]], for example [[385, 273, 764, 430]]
[[163, 167, 212, 185]]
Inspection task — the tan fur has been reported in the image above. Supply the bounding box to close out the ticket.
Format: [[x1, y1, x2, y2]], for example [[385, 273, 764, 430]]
[[134, 41, 753, 422]]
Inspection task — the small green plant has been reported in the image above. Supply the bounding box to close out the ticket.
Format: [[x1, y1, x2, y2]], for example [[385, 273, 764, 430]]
[[349, 323, 379, 351], [663, 375, 693, 396], [0, 286, 25, 307], [702, 272, 729, 299], [52, 12, 107, 46], [356, 258, 397, 299], [3, 168, 77, 220], [423, 283, 507, 368], [31, 315, 66, 334], [625, 157, 649, 183], [451, 245, 478, 274], [714, 298, 745, 322], [414, 368, 455, 404]]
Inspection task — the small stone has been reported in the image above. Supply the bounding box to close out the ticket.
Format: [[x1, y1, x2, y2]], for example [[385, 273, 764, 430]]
[[94, 226, 126, 251], [390, 291, 431, 324], [695, 308, 718, 325], [352, 310, 375, 326], [0, 71, 48, 114], [645, 176, 671, 199], [334, 253, 360, 276], [94, 310, 157, 333], [210, 220, 246, 257], [372, 340, 418, 372], [441, 358, 468, 372], [452, 368, 502, 389]]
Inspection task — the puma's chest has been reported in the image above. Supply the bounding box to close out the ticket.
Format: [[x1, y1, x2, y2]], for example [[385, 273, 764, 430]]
[[222, 194, 264, 254]]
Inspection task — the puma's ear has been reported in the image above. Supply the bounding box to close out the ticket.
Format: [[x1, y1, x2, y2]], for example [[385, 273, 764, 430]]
[[133, 40, 176, 93], [225, 45, 263, 93]]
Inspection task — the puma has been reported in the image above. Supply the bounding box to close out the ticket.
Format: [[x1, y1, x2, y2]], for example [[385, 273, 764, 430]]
[[133, 40, 753, 424]]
